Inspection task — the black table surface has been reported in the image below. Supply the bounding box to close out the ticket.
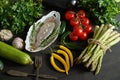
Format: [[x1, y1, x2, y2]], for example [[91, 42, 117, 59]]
[[0, 7, 120, 80]]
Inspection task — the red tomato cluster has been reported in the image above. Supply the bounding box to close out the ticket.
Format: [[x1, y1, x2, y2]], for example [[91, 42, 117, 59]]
[[65, 10, 92, 41]]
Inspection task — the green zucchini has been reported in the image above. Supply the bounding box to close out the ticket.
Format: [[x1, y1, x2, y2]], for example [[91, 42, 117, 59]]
[[0, 60, 4, 70], [0, 41, 33, 65]]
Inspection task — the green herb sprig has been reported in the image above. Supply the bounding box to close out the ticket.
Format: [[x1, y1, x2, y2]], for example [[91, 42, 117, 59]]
[[0, 0, 43, 34], [77, 0, 120, 29]]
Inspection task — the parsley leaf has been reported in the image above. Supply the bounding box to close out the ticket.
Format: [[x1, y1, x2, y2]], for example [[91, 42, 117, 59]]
[[77, 0, 120, 29], [0, 0, 43, 34]]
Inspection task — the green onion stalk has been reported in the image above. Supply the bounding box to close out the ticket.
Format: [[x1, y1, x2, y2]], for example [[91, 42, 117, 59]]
[[75, 24, 120, 75]]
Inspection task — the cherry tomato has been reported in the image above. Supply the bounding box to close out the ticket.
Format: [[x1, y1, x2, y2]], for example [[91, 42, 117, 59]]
[[81, 17, 90, 25], [65, 10, 75, 20], [73, 26, 83, 37], [79, 32, 88, 40], [77, 10, 86, 18], [70, 17, 80, 27], [69, 32, 78, 41], [84, 24, 92, 34]]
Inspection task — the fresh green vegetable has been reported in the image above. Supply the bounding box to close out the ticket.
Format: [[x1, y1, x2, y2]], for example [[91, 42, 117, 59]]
[[0, 41, 33, 65], [77, 0, 120, 29], [0, 0, 43, 34], [115, 0, 120, 2], [61, 31, 87, 50], [75, 24, 120, 75], [0, 60, 4, 70], [59, 20, 66, 35]]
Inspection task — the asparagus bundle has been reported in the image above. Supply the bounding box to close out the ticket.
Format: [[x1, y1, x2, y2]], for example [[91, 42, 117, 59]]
[[75, 24, 120, 75]]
